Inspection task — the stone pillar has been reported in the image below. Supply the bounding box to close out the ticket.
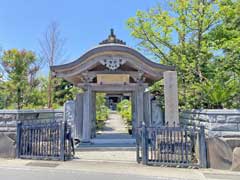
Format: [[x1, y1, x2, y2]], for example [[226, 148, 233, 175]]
[[64, 100, 76, 137], [163, 71, 179, 126], [82, 86, 92, 142], [136, 85, 145, 127], [75, 93, 84, 140]]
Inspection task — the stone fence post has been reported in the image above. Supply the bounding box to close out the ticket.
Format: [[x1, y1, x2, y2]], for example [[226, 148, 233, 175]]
[[164, 71, 179, 126]]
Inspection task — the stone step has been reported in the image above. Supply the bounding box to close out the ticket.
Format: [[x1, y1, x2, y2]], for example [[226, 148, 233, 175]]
[[75, 138, 136, 151], [95, 134, 133, 139], [90, 138, 136, 144], [75, 143, 136, 151]]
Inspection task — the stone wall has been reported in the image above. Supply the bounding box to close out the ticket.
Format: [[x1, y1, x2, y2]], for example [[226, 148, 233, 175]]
[[0, 109, 63, 158], [180, 109, 240, 137], [0, 109, 63, 133], [180, 109, 240, 170]]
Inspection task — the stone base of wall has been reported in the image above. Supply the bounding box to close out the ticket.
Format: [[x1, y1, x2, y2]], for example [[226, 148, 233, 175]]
[[0, 133, 16, 158], [180, 109, 240, 170], [206, 137, 240, 170], [232, 147, 240, 171]]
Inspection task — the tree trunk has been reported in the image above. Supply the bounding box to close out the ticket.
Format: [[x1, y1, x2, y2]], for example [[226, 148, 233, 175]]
[[48, 71, 52, 108], [17, 87, 21, 110]]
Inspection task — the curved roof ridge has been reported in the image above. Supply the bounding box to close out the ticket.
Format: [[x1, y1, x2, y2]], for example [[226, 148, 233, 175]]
[[51, 44, 175, 71]]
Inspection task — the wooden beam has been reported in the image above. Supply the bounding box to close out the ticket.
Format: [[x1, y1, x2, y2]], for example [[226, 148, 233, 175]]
[[77, 83, 148, 92]]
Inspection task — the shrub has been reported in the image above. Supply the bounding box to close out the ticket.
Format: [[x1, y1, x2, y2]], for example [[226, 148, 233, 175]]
[[117, 99, 132, 127]]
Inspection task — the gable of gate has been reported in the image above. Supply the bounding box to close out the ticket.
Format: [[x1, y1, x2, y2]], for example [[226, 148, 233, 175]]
[[50, 30, 175, 86]]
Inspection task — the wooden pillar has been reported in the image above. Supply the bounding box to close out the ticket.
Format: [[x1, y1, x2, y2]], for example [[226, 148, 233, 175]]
[[91, 92, 96, 138], [82, 86, 92, 142], [163, 71, 179, 126], [131, 91, 136, 136], [143, 91, 151, 126], [75, 93, 83, 140]]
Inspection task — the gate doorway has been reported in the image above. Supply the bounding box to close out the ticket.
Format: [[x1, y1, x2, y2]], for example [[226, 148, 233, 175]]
[[92, 92, 135, 147]]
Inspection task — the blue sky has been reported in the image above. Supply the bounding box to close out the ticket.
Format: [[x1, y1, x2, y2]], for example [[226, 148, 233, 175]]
[[0, 0, 165, 75]]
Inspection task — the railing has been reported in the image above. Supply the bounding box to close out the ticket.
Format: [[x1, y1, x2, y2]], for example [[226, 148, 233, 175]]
[[136, 123, 207, 168], [16, 120, 74, 161]]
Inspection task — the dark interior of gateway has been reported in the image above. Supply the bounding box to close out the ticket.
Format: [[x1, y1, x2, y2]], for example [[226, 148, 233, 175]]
[[105, 94, 130, 110]]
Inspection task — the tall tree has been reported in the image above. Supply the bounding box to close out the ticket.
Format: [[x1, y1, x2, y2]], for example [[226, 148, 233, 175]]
[[127, 0, 240, 109], [39, 22, 66, 108], [53, 78, 80, 106], [205, 0, 240, 108], [0, 49, 38, 109]]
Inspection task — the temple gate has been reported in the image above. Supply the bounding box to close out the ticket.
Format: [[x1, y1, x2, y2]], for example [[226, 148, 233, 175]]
[[51, 29, 178, 143]]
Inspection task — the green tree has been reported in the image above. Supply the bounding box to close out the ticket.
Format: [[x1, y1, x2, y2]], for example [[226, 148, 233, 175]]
[[127, 0, 240, 109], [206, 0, 240, 107], [1, 49, 39, 109], [53, 78, 81, 107]]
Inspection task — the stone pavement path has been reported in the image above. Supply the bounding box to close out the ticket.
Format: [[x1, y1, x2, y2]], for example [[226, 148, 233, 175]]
[[83, 111, 135, 146], [93, 111, 134, 140], [102, 111, 128, 133], [76, 112, 136, 162], [96, 111, 131, 139]]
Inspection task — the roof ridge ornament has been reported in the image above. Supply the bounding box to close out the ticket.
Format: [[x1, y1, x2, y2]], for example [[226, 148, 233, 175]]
[[99, 29, 126, 45]]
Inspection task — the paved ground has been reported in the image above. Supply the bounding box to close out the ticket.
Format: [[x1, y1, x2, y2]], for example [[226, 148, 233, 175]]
[[0, 159, 239, 180], [102, 112, 127, 133], [77, 111, 135, 150], [76, 112, 136, 161], [0, 168, 180, 180], [75, 150, 136, 162], [96, 111, 131, 138]]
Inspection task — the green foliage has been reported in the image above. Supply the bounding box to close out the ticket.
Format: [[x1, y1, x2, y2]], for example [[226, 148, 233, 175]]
[[0, 49, 40, 109], [127, 0, 240, 109], [53, 78, 81, 106], [117, 99, 132, 126], [95, 93, 109, 130], [0, 49, 82, 110]]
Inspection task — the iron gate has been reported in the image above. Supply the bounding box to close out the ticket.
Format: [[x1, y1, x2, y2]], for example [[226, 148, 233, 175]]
[[16, 120, 74, 161], [136, 123, 207, 168]]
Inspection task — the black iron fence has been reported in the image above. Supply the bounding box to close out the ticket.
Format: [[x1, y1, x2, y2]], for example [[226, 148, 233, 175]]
[[136, 123, 207, 168], [16, 120, 74, 161]]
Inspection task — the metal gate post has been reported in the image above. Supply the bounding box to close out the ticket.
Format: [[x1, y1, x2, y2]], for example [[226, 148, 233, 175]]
[[60, 121, 66, 161], [136, 129, 140, 163], [142, 123, 148, 165], [199, 126, 207, 168], [16, 122, 22, 158]]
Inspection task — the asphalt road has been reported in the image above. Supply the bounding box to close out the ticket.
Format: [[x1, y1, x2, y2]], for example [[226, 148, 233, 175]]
[[0, 166, 182, 180], [0, 159, 239, 180]]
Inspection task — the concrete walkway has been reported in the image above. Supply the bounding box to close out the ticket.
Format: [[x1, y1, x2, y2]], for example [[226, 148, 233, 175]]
[[96, 111, 130, 138], [76, 112, 136, 162], [90, 111, 135, 144], [101, 111, 128, 133]]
